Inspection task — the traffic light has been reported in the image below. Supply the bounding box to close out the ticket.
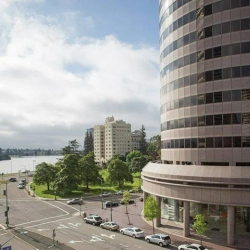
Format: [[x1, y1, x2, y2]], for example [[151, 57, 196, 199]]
[[3, 190, 6, 196], [4, 211, 8, 217]]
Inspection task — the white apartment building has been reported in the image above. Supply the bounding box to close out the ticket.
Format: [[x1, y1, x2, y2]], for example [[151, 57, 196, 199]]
[[94, 116, 131, 163], [131, 130, 141, 150], [93, 125, 105, 164]]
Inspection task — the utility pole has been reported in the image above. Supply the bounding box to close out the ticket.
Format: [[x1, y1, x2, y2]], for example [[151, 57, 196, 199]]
[[3, 182, 9, 228], [110, 201, 113, 221]]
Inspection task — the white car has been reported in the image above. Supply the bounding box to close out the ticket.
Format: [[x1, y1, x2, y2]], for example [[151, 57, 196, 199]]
[[120, 227, 144, 238], [178, 243, 209, 250], [100, 192, 110, 197]]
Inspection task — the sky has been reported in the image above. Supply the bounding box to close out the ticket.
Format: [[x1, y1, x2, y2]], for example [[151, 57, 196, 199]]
[[0, 0, 160, 150]]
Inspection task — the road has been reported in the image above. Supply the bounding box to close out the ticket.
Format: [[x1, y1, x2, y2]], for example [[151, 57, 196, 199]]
[[0, 176, 239, 250], [0, 177, 177, 250]]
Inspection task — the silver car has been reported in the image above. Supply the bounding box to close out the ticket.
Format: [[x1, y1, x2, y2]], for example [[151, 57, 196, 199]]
[[120, 227, 144, 238], [178, 243, 209, 250], [145, 234, 171, 247], [67, 198, 83, 205], [100, 222, 119, 231]]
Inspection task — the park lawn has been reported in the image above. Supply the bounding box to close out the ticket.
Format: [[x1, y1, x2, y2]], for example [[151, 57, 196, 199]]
[[31, 170, 141, 199]]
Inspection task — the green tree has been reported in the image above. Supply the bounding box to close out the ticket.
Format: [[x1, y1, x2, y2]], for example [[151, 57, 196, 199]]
[[123, 191, 131, 225], [139, 125, 147, 155], [131, 155, 149, 187], [55, 154, 81, 193], [84, 132, 94, 155], [126, 150, 142, 170], [193, 214, 207, 246], [147, 135, 161, 160], [107, 159, 133, 188], [62, 139, 81, 155], [144, 195, 161, 233], [79, 152, 102, 190], [33, 162, 59, 191]]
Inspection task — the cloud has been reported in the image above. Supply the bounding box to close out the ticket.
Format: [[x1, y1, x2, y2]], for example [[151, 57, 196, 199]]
[[0, 1, 160, 149]]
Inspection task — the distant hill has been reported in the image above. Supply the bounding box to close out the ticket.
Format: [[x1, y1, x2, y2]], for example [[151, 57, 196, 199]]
[[0, 154, 11, 161]]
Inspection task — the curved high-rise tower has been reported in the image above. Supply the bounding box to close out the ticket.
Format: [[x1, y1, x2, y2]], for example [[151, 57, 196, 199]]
[[142, 0, 250, 247]]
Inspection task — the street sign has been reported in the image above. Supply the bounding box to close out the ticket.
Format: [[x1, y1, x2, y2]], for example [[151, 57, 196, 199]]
[[3, 246, 11, 250]]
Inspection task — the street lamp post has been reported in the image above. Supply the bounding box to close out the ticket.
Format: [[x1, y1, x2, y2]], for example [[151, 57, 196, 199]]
[[79, 203, 82, 216], [97, 177, 103, 209]]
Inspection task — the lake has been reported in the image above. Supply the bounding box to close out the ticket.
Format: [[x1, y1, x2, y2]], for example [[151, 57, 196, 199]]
[[0, 156, 63, 174]]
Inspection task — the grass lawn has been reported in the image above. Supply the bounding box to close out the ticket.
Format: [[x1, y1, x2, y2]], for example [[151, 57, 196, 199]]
[[31, 170, 141, 199]]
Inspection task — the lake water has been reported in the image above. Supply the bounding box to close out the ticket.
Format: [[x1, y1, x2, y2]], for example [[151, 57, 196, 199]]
[[0, 156, 63, 174]]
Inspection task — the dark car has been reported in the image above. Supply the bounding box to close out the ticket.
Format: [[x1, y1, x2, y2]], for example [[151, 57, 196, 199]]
[[84, 215, 103, 225], [120, 199, 135, 205], [104, 201, 119, 207], [139, 196, 143, 201], [9, 178, 17, 182]]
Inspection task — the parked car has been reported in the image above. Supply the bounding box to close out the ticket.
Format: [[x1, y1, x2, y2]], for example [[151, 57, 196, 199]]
[[9, 178, 17, 182], [120, 227, 144, 238], [178, 244, 209, 250], [100, 192, 110, 197], [84, 215, 103, 225], [22, 169, 29, 173], [100, 221, 119, 231], [145, 234, 171, 247], [18, 184, 24, 189], [67, 198, 83, 205], [139, 196, 143, 201], [129, 189, 135, 193], [21, 179, 27, 184], [116, 190, 124, 195], [104, 201, 119, 207], [120, 199, 135, 205]]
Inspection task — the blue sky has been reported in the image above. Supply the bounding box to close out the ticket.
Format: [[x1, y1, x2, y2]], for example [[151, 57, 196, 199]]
[[0, 0, 160, 149], [23, 0, 159, 46]]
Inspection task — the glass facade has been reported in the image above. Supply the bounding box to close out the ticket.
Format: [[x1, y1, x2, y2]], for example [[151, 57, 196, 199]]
[[161, 199, 250, 237]]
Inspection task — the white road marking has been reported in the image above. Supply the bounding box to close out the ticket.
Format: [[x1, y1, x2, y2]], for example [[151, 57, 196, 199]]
[[24, 216, 73, 229], [0, 233, 8, 236], [68, 223, 81, 227], [37, 229, 50, 232], [14, 200, 69, 226], [100, 234, 116, 239], [119, 243, 129, 248], [69, 240, 83, 243], [82, 239, 92, 244], [15, 214, 67, 226], [57, 224, 69, 229], [91, 235, 105, 242], [59, 230, 68, 234], [55, 201, 79, 211]]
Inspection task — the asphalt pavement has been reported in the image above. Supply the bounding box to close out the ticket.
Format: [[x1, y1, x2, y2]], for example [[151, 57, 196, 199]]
[[0, 175, 245, 250]]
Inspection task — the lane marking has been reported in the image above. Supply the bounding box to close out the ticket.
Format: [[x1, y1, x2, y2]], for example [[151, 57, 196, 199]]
[[82, 239, 91, 244], [23, 216, 73, 229], [15, 214, 67, 226], [55, 201, 79, 211], [59, 230, 68, 234], [14, 200, 69, 226], [37, 229, 50, 232]]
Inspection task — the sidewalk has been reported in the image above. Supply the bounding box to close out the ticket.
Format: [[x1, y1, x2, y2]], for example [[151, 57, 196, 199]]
[[80, 201, 249, 250]]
